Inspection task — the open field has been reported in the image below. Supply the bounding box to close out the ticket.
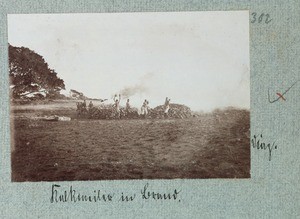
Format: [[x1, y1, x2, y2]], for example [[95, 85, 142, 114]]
[[11, 100, 250, 181]]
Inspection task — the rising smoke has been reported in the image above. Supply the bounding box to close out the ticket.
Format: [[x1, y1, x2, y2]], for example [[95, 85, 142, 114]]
[[117, 73, 154, 99], [120, 84, 148, 99]]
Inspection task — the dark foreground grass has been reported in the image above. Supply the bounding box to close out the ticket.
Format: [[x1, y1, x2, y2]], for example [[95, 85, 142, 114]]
[[11, 105, 250, 181]]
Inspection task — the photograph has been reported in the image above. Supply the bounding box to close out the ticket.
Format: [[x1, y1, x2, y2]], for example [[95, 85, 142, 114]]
[[8, 11, 250, 182]]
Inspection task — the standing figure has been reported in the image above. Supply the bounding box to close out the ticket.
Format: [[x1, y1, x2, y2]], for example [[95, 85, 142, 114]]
[[146, 100, 150, 113], [88, 101, 93, 109], [125, 99, 131, 116], [82, 99, 88, 114], [164, 97, 171, 118], [113, 94, 121, 119], [141, 99, 149, 118]]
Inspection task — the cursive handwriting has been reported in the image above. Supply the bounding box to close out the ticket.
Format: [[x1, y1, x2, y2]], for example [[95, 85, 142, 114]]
[[141, 183, 181, 201], [50, 184, 182, 203], [50, 184, 114, 203], [251, 134, 277, 161]]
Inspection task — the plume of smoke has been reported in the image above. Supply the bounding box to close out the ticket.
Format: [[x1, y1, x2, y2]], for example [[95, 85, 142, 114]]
[[120, 84, 148, 99], [118, 73, 154, 99]]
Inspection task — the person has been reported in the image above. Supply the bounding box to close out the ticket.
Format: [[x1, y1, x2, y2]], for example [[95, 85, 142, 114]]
[[146, 100, 150, 113], [82, 99, 87, 114], [141, 99, 149, 118], [125, 99, 131, 116], [113, 94, 121, 118], [164, 97, 170, 118], [88, 101, 93, 109]]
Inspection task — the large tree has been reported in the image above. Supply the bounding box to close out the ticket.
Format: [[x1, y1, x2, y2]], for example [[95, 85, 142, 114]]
[[8, 44, 65, 99]]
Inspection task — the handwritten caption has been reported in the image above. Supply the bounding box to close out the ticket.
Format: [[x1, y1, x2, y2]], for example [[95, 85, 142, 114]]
[[251, 134, 277, 161], [50, 183, 181, 203]]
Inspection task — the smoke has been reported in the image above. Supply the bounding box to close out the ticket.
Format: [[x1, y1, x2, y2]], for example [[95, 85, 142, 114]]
[[118, 73, 154, 99], [120, 84, 148, 99]]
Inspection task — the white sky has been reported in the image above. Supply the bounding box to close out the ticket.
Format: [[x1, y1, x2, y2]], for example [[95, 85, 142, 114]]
[[8, 11, 250, 111]]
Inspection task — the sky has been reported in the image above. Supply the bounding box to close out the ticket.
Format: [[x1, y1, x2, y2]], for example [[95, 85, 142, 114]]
[[8, 11, 250, 111]]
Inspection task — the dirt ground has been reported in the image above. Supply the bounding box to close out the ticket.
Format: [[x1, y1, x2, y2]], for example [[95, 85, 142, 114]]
[[11, 100, 250, 181]]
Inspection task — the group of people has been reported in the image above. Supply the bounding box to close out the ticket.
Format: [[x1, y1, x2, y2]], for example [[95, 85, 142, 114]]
[[79, 95, 171, 119], [112, 95, 171, 119], [76, 100, 94, 114], [113, 94, 135, 118]]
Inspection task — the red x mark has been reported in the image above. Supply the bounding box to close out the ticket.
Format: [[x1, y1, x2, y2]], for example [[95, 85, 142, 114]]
[[268, 80, 299, 103], [276, 92, 286, 101]]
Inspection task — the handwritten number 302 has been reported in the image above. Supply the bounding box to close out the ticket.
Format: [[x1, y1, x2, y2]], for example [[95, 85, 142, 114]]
[[251, 13, 272, 24]]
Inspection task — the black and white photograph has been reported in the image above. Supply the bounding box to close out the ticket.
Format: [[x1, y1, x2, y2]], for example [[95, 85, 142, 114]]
[[8, 11, 250, 182]]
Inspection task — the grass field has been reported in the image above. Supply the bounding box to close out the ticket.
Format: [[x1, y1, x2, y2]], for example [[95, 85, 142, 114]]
[[11, 100, 250, 181]]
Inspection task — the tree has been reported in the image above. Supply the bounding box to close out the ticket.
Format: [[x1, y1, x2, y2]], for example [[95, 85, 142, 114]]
[[8, 44, 65, 99]]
